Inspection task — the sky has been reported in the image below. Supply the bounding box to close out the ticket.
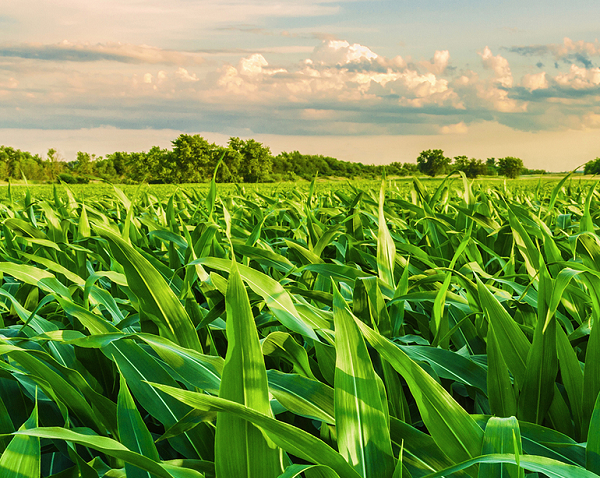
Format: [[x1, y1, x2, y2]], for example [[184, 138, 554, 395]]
[[1, 0, 599, 171]]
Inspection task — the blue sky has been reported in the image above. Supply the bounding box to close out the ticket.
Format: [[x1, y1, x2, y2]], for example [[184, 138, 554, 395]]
[[1, 0, 599, 170]]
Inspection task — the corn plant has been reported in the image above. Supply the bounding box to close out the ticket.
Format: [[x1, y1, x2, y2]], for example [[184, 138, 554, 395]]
[[0, 174, 599, 478]]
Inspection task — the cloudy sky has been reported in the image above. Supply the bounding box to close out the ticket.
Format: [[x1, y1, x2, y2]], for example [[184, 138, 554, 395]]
[[1, 0, 599, 170]]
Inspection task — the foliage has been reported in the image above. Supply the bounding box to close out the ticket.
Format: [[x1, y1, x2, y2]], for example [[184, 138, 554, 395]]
[[417, 149, 451, 176], [498, 156, 524, 178], [452, 156, 488, 178], [521, 167, 547, 175], [584, 157, 600, 175], [1, 176, 600, 477], [486, 157, 498, 176], [57, 173, 90, 184]]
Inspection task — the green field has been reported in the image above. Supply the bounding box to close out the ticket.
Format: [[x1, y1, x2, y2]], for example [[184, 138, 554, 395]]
[[0, 174, 599, 477]]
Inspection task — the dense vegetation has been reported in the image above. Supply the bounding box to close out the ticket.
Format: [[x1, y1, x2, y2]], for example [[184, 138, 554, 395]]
[[1, 136, 573, 185], [0, 174, 599, 477]]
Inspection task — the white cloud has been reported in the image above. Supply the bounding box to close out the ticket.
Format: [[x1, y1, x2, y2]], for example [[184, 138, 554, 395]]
[[476, 84, 527, 112], [552, 37, 600, 58], [555, 65, 600, 89], [209, 41, 461, 110], [421, 50, 450, 75], [1, 35, 598, 139], [311, 40, 378, 65], [479, 46, 513, 88], [440, 121, 468, 134], [175, 67, 199, 82], [522, 72, 548, 91]]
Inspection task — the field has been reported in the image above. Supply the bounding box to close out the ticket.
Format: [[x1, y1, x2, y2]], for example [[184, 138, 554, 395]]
[[0, 174, 599, 478]]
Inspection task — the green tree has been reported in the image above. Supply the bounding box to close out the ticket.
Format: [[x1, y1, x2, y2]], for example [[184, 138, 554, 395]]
[[486, 158, 498, 176], [92, 157, 117, 180], [497, 157, 524, 179], [416, 149, 451, 177], [453, 156, 487, 178], [44, 148, 65, 181], [213, 148, 242, 183], [74, 151, 95, 176], [584, 157, 600, 175], [453, 155, 470, 173], [171, 134, 215, 183], [229, 137, 272, 183]]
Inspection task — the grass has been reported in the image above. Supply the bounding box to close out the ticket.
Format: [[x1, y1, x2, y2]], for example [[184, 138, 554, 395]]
[[0, 173, 599, 477]]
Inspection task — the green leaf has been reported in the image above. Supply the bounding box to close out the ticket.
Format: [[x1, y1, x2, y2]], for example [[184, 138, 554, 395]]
[[476, 276, 529, 389], [215, 260, 283, 478], [118, 372, 160, 478], [107, 339, 213, 460], [583, 313, 600, 437], [557, 326, 584, 439], [263, 332, 316, 379], [518, 260, 558, 424], [13, 427, 204, 478], [487, 326, 517, 417], [352, 317, 484, 470], [94, 224, 201, 352], [0, 400, 40, 478], [332, 283, 395, 478], [267, 370, 335, 424], [278, 464, 341, 478], [423, 454, 598, 478], [478, 417, 524, 478], [192, 256, 318, 340], [377, 179, 396, 288], [586, 391, 600, 474], [148, 385, 362, 478], [0, 262, 71, 297]]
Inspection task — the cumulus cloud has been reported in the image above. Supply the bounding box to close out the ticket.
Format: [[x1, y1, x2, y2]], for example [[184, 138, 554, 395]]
[[209, 40, 462, 111], [555, 65, 600, 89], [0, 41, 205, 65], [420, 50, 450, 75], [522, 72, 548, 91], [311, 40, 378, 65], [1, 35, 598, 137], [479, 46, 513, 87], [175, 68, 200, 82]]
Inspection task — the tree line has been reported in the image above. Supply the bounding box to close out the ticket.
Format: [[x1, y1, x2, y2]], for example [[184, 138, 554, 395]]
[[415, 149, 550, 179], [1, 134, 583, 184]]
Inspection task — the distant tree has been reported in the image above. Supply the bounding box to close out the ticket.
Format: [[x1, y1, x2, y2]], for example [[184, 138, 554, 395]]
[[453, 155, 470, 173], [171, 134, 215, 183], [92, 157, 117, 180], [44, 148, 65, 181], [584, 157, 600, 175], [74, 151, 95, 176], [521, 167, 547, 175], [213, 147, 242, 182], [486, 158, 498, 176], [417, 149, 451, 177], [497, 157, 524, 179], [453, 156, 487, 178], [111, 151, 127, 177], [468, 159, 487, 178], [229, 137, 272, 182]]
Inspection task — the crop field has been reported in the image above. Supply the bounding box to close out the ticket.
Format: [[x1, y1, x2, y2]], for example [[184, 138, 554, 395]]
[[0, 174, 599, 477]]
